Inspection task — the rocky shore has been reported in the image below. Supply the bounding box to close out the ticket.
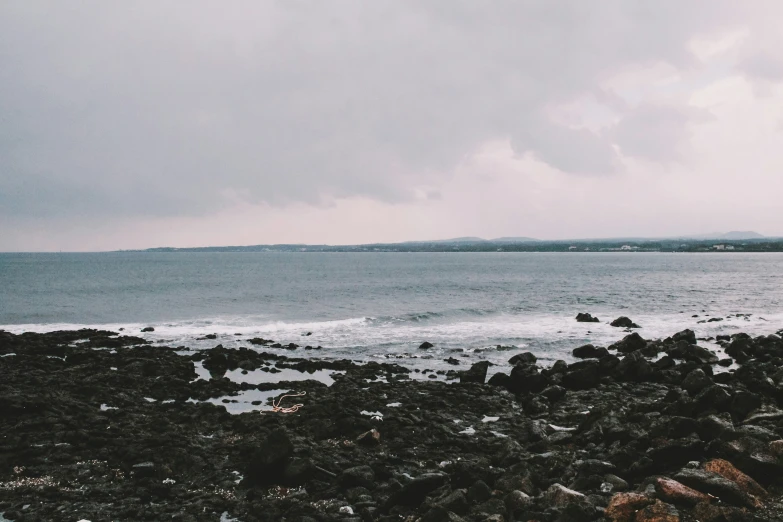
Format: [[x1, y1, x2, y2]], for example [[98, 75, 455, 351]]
[[3, 326, 783, 521]]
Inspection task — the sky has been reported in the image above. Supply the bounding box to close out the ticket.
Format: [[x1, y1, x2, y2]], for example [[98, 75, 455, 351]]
[[2, 1, 783, 251]]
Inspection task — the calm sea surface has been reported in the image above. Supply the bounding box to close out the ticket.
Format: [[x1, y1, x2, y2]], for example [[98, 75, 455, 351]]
[[1, 252, 782, 369]]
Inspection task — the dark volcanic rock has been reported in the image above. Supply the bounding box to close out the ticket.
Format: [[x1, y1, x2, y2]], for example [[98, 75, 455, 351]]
[[508, 352, 537, 365], [576, 313, 600, 323], [141, 326, 155, 332], [419, 341, 435, 350], [609, 332, 647, 353], [562, 360, 600, 390], [460, 361, 490, 384], [671, 328, 697, 345], [610, 316, 641, 328], [245, 428, 294, 485], [572, 344, 608, 359]]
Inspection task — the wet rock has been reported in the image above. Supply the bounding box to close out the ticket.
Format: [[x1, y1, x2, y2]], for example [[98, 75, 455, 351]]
[[576, 313, 600, 323], [611, 333, 647, 354], [419, 342, 434, 350], [141, 326, 155, 332], [573, 344, 609, 359], [461, 361, 490, 384], [605, 492, 653, 522], [508, 352, 537, 365], [504, 489, 532, 512], [671, 329, 697, 345], [611, 316, 641, 328]]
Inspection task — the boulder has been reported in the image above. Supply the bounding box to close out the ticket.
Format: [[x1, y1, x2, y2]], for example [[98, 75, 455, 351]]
[[419, 342, 434, 350], [702, 459, 767, 499], [141, 326, 155, 332], [460, 361, 490, 384], [573, 344, 609, 359], [576, 313, 600, 323], [508, 352, 537, 365], [246, 429, 294, 485], [671, 329, 696, 345], [339, 465, 376, 489], [615, 351, 653, 382], [356, 428, 381, 447], [673, 468, 757, 508], [611, 316, 641, 328], [610, 333, 647, 353], [682, 369, 712, 395], [562, 360, 600, 390]]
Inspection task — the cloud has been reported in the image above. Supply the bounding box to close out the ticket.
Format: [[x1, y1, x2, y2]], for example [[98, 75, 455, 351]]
[[0, 1, 782, 249]]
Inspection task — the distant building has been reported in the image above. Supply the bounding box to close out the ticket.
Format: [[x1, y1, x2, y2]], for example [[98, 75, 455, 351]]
[[713, 244, 725, 250], [621, 245, 632, 251], [725, 245, 735, 250], [568, 246, 577, 251]]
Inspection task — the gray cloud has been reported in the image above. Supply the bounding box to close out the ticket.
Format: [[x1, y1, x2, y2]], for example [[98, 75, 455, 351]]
[[0, 0, 769, 225]]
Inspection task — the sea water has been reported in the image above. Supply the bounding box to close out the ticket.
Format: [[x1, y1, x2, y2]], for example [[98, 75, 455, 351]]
[[1, 252, 782, 370]]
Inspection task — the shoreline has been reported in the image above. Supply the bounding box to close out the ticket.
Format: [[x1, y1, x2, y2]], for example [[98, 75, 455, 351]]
[[2, 327, 783, 521]]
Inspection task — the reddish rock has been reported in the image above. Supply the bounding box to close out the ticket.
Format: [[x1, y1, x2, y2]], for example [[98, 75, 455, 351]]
[[702, 459, 767, 500], [654, 477, 712, 506], [356, 428, 381, 446], [769, 440, 783, 457], [605, 492, 653, 522], [635, 500, 680, 522]]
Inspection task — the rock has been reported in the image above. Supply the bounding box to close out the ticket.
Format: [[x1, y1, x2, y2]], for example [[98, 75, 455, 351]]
[[508, 352, 537, 365], [395, 473, 449, 506], [668, 342, 719, 364], [673, 468, 757, 508], [671, 329, 696, 345], [541, 385, 567, 402], [340, 465, 376, 489], [702, 459, 767, 499], [634, 500, 680, 522], [487, 372, 510, 387], [504, 490, 532, 512], [461, 361, 490, 384], [611, 316, 641, 328], [576, 313, 600, 323], [356, 428, 381, 446], [141, 326, 155, 332], [605, 492, 653, 522], [246, 429, 294, 485], [131, 461, 156, 478], [467, 480, 493, 504], [615, 351, 653, 382], [562, 360, 600, 390], [434, 489, 468, 515], [692, 501, 748, 522], [419, 342, 434, 349], [729, 392, 761, 422], [542, 483, 585, 507], [768, 440, 783, 457], [654, 477, 711, 507], [572, 344, 609, 359], [603, 474, 629, 492], [610, 333, 647, 353], [682, 369, 712, 395], [508, 363, 549, 393]]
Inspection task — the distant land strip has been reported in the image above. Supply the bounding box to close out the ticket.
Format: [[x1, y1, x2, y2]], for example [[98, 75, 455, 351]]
[[135, 237, 783, 253]]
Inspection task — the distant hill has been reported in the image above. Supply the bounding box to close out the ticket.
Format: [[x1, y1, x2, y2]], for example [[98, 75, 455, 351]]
[[719, 231, 765, 240], [490, 237, 539, 242]]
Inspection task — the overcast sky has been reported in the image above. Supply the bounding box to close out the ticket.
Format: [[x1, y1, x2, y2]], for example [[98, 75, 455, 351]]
[[2, 1, 783, 251]]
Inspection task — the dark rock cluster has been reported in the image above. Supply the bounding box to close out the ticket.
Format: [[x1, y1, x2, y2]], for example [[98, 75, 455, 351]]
[[3, 327, 783, 521]]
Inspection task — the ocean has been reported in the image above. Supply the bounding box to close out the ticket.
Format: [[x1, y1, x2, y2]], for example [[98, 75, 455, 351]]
[[1, 252, 782, 371]]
